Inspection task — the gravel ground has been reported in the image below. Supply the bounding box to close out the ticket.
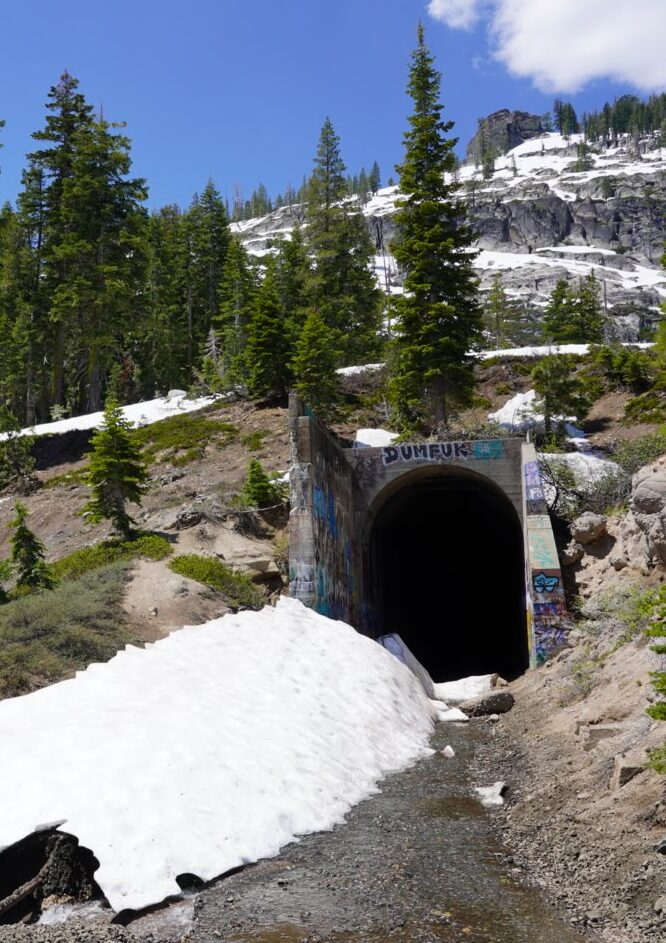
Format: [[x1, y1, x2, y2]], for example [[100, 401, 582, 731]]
[[0, 722, 596, 943], [473, 649, 666, 943]]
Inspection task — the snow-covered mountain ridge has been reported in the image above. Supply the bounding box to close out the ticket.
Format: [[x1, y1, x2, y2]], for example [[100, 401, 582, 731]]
[[232, 132, 666, 340]]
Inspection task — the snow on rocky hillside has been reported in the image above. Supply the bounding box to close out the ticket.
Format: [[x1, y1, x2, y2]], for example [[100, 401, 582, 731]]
[[232, 131, 666, 340]]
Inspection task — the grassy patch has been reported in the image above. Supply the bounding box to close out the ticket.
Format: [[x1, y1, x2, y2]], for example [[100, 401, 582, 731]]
[[50, 533, 172, 582], [42, 467, 89, 490], [0, 563, 130, 699], [241, 429, 269, 451], [623, 391, 666, 425], [168, 553, 262, 609], [611, 430, 666, 474], [130, 413, 238, 465], [647, 744, 666, 775]]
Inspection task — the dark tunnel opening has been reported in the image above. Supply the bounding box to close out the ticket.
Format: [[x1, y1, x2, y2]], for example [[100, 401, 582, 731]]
[[369, 473, 528, 683]]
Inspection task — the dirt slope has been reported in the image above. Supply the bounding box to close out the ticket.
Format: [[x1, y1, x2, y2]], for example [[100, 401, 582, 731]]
[[476, 629, 666, 942]]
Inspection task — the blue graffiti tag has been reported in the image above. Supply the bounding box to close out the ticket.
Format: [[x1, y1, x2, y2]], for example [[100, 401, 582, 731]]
[[533, 572, 560, 593]]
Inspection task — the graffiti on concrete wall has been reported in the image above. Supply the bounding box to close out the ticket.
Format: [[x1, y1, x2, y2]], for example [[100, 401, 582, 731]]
[[528, 518, 560, 569], [524, 458, 567, 664], [382, 440, 506, 465], [524, 460, 548, 515]]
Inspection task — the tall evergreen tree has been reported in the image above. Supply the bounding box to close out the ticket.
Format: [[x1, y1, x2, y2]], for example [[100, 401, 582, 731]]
[[274, 226, 310, 345], [543, 274, 605, 344], [369, 161, 381, 194], [531, 356, 589, 437], [21, 73, 148, 415], [484, 273, 510, 348], [305, 119, 382, 365], [10, 502, 53, 591], [212, 237, 257, 387], [84, 397, 148, 538], [246, 256, 292, 400], [389, 24, 482, 432], [292, 310, 341, 420]]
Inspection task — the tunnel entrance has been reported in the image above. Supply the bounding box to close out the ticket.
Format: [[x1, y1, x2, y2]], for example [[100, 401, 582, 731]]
[[368, 472, 528, 683]]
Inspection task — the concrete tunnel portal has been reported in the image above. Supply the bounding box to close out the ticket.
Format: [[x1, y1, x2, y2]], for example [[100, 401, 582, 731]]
[[289, 396, 568, 677], [366, 471, 529, 683]]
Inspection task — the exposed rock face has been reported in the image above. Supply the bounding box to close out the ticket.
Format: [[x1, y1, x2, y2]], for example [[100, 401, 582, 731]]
[[564, 454, 666, 594], [465, 110, 547, 162], [232, 129, 666, 341]]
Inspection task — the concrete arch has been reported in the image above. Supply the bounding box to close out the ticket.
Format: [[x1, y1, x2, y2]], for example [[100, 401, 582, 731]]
[[361, 465, 528, 682], [288, 396, 567, 675]]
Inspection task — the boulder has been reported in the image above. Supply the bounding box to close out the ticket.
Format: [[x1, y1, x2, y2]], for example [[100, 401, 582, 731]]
[[460, 691, 515, 717], [630, 456, 666, 567], [610, 752, 645, 790], [571, 512, 607, 546]]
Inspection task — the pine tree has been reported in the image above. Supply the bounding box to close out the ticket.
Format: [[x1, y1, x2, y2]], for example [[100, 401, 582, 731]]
[[543, 280, 572, 342], [576, 271, 605, 342], [389, 24, 482, 432], [213, 237, 257, 388], [10, 502, 53, 591], [0, 407, 36, 492], [478, 119, 495, 179], [274, 226, 310, 345], [246, 256, 292, 400], [543, 274, 604, 344], [304, 119, 382, 365], [531, 356, 589, 437], [369, 161, 381, 194], [84, 397, 148, 538], [292, 310, 341, 420], [24, 74, 148, 414], [242, 459, 279, 509], [484, 273, 510, 348]]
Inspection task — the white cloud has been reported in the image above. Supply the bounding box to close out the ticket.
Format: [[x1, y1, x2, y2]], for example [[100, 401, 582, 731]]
[[427, 0, 482, 31], [428, 0, 666, 92]]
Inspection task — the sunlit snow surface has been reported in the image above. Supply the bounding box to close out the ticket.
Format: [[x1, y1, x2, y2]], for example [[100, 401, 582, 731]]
[[432, 675, 495, 704], [0, 392, 217, 441], [0, 598, 434, 913], [354, 428, 398, 448]]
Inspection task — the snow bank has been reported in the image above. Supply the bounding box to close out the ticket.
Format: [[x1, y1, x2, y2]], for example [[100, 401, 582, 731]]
[[336, 363, 384, 377], [354, 428, 398, 448], [433, 675, 495, 704], [0, 392, 218, 442], [0, 598, 434, 913]]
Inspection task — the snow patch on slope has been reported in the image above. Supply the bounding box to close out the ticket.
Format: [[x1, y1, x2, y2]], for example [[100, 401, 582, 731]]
[[0, 598, 434, 913], [0, 392, 218, 442]]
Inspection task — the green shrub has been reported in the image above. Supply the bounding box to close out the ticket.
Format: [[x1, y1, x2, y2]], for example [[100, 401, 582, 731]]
[[50, 533, 172, 582], [494, 383, 513, 396], [624, 391, 666, 425], [241, 459, 283, 509], [611, 431, 666, 474], [591, 345, 654, 393], [130, 413, 238, 465], [644, 586, 666, 772], [0, 563, 130, 699], [168, 554, 262, 609], [647, 745, 666, 775], [43, 468, 89, 490], [242, 430, 268, 451]]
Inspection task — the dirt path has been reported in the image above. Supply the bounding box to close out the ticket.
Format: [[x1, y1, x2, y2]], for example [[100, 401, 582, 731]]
[[186, 722, 591, 943]]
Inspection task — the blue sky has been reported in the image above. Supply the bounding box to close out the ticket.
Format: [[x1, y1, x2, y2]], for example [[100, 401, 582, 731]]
[[1, 0, 663, 210]]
